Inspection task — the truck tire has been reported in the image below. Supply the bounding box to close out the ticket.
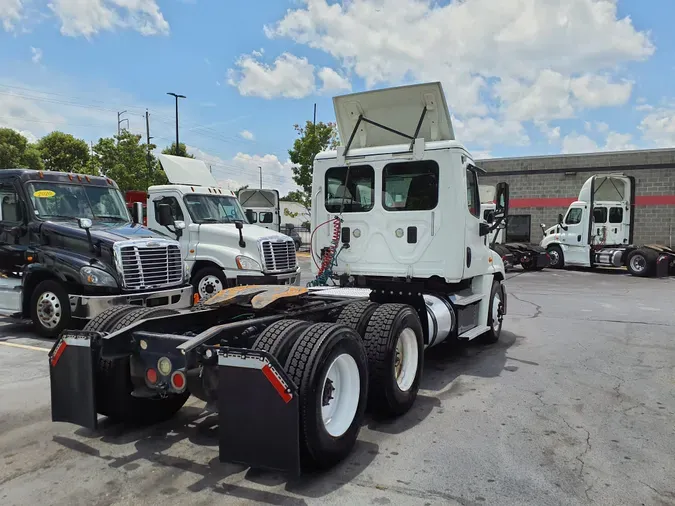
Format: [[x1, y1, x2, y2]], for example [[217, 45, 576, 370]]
[[481, 280, 505, 344], [83, 305, 139, 333], [251, 319, 312, 364], [546, 244, 564, 269], [336, 301, 379, 338], [362, 304, 424, 417], [192, 266, 227, 301], [285, 322, 368, 470], [94, 307, 190, 425], [30, 279, 72, 338], [626, 248, 657, 277]]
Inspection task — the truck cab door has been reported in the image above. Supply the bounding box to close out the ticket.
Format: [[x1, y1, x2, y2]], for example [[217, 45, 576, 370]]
[[0, 180, 29, 272], [559, 203, 590, 266], [463, 165, 489, 278], [149, 194, 190, 258]]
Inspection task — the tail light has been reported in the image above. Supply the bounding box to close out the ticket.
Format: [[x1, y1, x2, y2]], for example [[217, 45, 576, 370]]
[[146, 368, 158, 385], [171, 371, 186, 392]]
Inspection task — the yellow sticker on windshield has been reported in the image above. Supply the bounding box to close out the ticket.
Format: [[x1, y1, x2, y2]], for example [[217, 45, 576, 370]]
[[34, 190, 56, 198]]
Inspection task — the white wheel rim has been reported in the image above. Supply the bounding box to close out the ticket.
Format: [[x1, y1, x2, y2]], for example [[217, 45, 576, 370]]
[[492, 293, 502, 331], [37, 291, 62, 329], [549, 250, 559, 265], [394, 328, 419, 392], [630, 255, 646, 272], [321, 353, 360, 438], [198, 275, 223, 299]]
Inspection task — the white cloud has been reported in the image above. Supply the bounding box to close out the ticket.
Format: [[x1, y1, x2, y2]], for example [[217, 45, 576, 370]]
[[452, 115, 529, 149], [595, 121, 609, 133], [639, 108, 675, 147], [562, 130, 636, 154], [48, 0, 169, 38], [239, 129, 254, 140], [264, 0, 652, 121], [227, 52, 316, 99], [1, 0, 23, 31], [188, 146, 300, 196], [30, 47, 42, 64], [318, 67, 351, 94]]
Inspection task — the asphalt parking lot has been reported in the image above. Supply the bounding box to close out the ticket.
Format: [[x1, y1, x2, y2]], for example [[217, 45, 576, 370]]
[[1, 257, 674, 506]]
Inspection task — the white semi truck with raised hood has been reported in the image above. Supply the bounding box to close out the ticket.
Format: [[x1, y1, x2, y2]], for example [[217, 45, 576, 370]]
[[48, 82, 512, 475], [141, 155, 301, 300], [541, 173, 675, 277]]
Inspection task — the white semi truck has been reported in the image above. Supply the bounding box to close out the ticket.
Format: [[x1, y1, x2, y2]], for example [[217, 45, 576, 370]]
[[48, 82, 512, 474], [541, 173, 675, 276], [140, 155, 301, 300]]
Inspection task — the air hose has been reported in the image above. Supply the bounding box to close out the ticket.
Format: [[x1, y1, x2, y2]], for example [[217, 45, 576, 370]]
[[307, 216, 342, 287]]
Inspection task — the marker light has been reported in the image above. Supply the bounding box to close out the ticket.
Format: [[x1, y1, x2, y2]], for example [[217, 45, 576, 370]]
[[171, 371, 186, 391], [395, 228, 404, 238], [157, 357, 172, 376], [146, 368, 158, 385], [353, 228, 361, 238]]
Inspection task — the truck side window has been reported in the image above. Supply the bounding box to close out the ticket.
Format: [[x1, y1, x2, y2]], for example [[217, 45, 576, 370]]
[[245, 210, 257, 223], [383, 160, 439, 212], [609, 207, 623, 223], [260, 212, 273, 224], [325, 165, 374, 213], [565, 208, 583, 225], [0, 186, 23, 223], [466, 167, 479, 218], [154, 197, 184, 221], [593, 207, 607, 223]]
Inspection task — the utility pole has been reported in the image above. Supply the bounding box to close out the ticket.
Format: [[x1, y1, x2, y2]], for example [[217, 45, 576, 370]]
[[259, 166, 262, 188], [145, 109, 153, 188], [166, 92, 186, 155], [117, 110, 128, 137]]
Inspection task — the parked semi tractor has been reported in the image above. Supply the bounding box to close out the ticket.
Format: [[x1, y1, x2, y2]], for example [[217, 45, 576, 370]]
[[480, 186, 549, 271], [127, 155, 301, 301], [541, 173, 675, 277], [238, 188, 281, 231], [48, 82, 511, 474], [0, 169, 193, 337]]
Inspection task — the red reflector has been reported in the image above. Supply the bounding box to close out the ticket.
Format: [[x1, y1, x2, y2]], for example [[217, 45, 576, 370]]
[[171, 371, 186, 390], [262, 364, 292, 403], [146, 368, 158, 384]]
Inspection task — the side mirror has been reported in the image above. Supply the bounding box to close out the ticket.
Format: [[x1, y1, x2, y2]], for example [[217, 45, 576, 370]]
[[495, 182, 509, 216], [245, 209, 256, 223], [174, 220, 186, 230], [484, 211, 495, 224], [157, 203, 173, 227], [557, 213, 564, 225], [234, 220, 244, 230], [78, 218, 92, 230], [234, 220, 245, 248], [132, 202, 143, 225], [479, 222, 491, 236]]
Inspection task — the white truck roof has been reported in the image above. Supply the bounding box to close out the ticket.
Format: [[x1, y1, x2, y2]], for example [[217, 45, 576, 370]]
[[157, 153, 219, 187], [333, 81, 455, 150]]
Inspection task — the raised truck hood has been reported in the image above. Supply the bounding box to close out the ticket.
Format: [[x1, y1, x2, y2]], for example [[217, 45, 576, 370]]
[[157, 153, 219, 187], [333, 81, 455, 151]]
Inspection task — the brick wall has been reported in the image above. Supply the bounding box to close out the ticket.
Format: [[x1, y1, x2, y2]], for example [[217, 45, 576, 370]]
[[477, 149, 675, 247]]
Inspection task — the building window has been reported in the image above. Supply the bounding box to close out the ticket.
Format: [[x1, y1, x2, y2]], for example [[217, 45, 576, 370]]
[[609, 207, 623, 223], [383, 160, 439, 211], [325, 165, 375, 213]]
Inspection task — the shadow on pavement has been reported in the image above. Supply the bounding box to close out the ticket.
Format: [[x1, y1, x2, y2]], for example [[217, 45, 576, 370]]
[[55, 405, 378, 501]]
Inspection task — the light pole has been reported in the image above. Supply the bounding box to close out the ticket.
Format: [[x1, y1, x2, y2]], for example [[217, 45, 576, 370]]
[[259, 166, 262, 188], [166, 92, 186, 154]]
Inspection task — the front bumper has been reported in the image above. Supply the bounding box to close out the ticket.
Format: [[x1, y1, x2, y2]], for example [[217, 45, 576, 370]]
[[69, 285, 194, 319], [230, 269, 301, 287]]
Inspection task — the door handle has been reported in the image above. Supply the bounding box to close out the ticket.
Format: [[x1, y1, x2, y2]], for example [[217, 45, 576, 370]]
[[577, 235, 581, 242]]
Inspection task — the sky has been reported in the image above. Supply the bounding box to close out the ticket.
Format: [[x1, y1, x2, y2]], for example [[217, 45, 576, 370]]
[[1, 0, 674, 195]]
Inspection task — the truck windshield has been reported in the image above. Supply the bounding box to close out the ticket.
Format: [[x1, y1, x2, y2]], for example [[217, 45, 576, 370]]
[[184, 194, 247, 224], [27, 182, 130, 223]]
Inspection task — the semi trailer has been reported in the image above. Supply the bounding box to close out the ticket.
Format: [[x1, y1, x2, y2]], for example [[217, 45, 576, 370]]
[[49, 81, 511, 474], [541, 173, 675, 277]]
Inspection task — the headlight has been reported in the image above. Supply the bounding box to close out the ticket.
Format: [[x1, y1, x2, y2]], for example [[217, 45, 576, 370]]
[[235, 255, 261, 271], [80, 266, 118, 287]]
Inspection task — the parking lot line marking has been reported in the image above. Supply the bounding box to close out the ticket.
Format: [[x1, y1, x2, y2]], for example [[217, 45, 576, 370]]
[[0, 341, 51, 352]]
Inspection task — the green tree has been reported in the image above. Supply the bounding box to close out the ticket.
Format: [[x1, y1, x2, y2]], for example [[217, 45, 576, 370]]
[[288, 120, 338, 204], [162, 142, 195, 158], [37, 131, 90, 173], [0, 128, 44, 170], [281, 189, 311, 209], [92, 130, 167, 192]]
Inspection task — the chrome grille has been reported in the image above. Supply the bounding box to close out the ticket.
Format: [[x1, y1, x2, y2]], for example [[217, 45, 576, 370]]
[[260, 239, 297, 273], [115, 241, 183, 290]]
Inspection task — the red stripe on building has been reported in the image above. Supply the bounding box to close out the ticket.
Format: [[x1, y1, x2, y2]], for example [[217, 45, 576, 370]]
[[509, 195, 675, 208]]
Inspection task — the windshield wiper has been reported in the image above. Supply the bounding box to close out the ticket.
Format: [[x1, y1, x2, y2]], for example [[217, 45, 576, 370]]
[[96, 216, 128, 222]]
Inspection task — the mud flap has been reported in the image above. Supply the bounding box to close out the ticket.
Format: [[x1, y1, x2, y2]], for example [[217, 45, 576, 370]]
[[217, 348, 300, 475], [49, 331, 100, 430]]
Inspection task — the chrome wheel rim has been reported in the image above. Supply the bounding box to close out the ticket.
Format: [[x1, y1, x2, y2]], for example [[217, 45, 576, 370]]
[[198, 275, 223, 300], [37, 291, 62, 329], [630, 254, 646, 273]]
